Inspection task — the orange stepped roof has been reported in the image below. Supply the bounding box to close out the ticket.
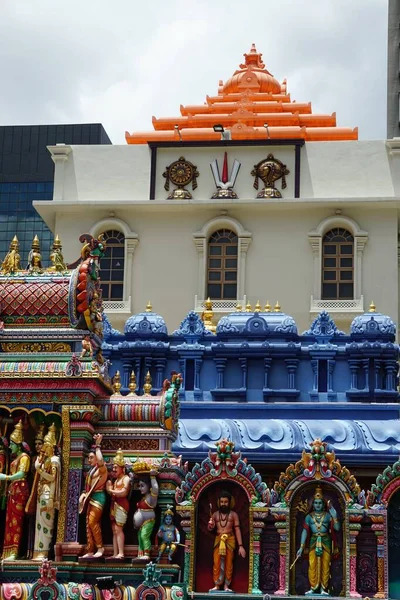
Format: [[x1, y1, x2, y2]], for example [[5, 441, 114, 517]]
[[125, 44, 358, 144]]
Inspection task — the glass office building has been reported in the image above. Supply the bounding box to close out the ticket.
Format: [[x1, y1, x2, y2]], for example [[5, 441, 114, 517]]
[[0, 124, 111, 265]]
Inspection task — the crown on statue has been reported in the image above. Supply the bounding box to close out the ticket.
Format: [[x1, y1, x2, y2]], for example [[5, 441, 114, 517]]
[[132, 460, 155, 475], [313, 485, 325, 500]]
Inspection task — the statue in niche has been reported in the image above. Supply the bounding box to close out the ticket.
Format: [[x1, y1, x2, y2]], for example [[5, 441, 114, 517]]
[[133, 464, 159, 560], [0, 420, 31, 560], [79, 433, 108, 559], [32, 424, 61, 560], [25, 424, 46, 558], [296, 486, 341, 596], [207, 489, 246, 592], [156, 505, 180, 562], [106, 448, 131, 560]]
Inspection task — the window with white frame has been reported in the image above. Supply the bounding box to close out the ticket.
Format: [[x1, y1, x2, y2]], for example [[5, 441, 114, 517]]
[[99, 230, 125, 301]]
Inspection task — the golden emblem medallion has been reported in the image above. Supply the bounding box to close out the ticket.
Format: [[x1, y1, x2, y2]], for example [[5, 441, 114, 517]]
[[163, 156, 199, 199], [251, 153, 290, 198]]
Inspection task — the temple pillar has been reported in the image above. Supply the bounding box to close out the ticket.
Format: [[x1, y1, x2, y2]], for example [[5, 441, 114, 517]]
[[385, 360, 397, 391], [349, 360, 360, 390], [285, 359, 298, 389], [239, 357, 247, 389], [154, 358, 166, 392], [264, 357, 272, 389], [214, 358, 227, 388], [372, 515, 386, 598], [250, 509, 268, 594], [349, 519, 362, 597], [272, 511, 288, 595]]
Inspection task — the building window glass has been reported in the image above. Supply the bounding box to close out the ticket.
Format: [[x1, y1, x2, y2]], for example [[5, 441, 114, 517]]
[[0, 181, 54, 265], [322, 228, 354, 299], [207, 229, 238, 299], [99, 230, 125, 301]]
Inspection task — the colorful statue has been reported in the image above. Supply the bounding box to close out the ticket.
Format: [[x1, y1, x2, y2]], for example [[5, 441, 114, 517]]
[[27, 235, 43, 274], [0, 420, 31, 560], [156, 505, 180, 562], [79, 433, 107, 559], [0, 436, 8, 510], [1, 235, 21, 274], [296, 486, 341, 596], [80, 334, 93, 359], [26, 424, 46, 558], [106, 448, 131, 560], [49, 235, 68, 272], [133, 465, 159, 560], [207, 490, 246, 592], [33, 423, 61, 560]]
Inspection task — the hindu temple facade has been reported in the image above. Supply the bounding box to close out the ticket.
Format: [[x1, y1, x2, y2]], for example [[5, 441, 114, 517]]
[[1, 44, 400, 600]]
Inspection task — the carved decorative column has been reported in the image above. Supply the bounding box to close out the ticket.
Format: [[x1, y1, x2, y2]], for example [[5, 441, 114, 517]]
[[154, 358, 167, 393], [371, 515, 386, 598], [194, 358, 202, 392], [385, 360, 397, 391], [285, 359, 298, 389], [272, 510, 288, 595], [239, 357, 247, 389], [362, 359, 369, 392], [214, 358, 227, 389], [374, 359, 382, 391], [121, 358, 132, 393], [124, 236, 139, 302], [349, 515, 362, 597], [175, 506, 195, 592], [264, 357, 272, 389], [348, 360, 360, 390], [311, 359, 318, 392], [327, 359, 335, 392], [251, 508, 268, 594]]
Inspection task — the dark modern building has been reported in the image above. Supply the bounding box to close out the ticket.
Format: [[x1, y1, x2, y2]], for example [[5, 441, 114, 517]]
[[0, 124, 111, 264]]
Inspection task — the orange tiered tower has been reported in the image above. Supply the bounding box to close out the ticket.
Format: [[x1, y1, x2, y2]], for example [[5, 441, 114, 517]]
[[126, 44, 358, 144]]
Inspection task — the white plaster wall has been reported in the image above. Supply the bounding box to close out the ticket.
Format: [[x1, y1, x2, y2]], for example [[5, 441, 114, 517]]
[[50, 203, 398, 334], [52, 141, 399, 203]]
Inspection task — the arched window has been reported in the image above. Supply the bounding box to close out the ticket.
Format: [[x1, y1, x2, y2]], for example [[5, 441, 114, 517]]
[[207, 229, 238, 299], [100, 230, 125, 301], [322, 228, 354, 299]]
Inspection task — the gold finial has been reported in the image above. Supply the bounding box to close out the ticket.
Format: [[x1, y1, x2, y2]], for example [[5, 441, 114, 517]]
[[202, 298, 216, 333], [11, 235, 19, 249], [43, 423, 57, 447], [128, 371, 137, 395], [235, 303, 242, 312], [369, 301, 376, 313], [274, 301, 281, 312], [264, 301, 271, 312], [143, 371, 152, 395], [113, 448, 125, 468], [32, 235, 40, 249], [146, 301, 152, 312], [254, 300, 261, 313], [53, 235, 62, 248], [10, 420, 24, 445], [245, 302, 252, 312], [112, 370, 122, 396]]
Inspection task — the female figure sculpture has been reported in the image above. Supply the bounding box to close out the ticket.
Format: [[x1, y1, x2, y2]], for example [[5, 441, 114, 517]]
[[133, 466, 159, 560], [26, 424, 46, 558], [33, 423, 61, 560], [106, 448, 131, 559], [296, 486, 341, 596], [0, 420, 30, 560]]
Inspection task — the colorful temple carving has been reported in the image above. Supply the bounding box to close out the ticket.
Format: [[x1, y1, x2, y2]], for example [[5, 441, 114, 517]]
[[126, 44, 358, 144], [0, 232, 399, 599]]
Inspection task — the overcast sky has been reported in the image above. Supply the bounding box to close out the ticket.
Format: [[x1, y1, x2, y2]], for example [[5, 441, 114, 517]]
[[0, 0, 388, 144]]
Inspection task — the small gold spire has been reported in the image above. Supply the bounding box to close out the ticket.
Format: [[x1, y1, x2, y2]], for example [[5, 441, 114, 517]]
[[112, 370, 122, 396], [32, 235, 40, 249], [369, 301, 376, 313], [143, 371, 152, 395], [274, 301, 281, 312], [11, 235, 19, 248], [145, 301, 152, 312], [53, 234, 62, 248], [202, 298, 216, 333], [235, 303, 242, 312], [245, 302, 252, 312], [254, 300, 261, 313], [264, 301, 271, 312], [128, 371, 137, 395]]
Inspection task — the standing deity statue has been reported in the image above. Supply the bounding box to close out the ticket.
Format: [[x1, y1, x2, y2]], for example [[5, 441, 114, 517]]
[[25, 424, 46, 558], [156, 505, 180, 562], [79, 433, 107, 559], [133, 465, 159, 560], [1, 235, 21, 274], [296, 486, 341, 596], [207, 490, 246, 593], [27, 235, 43, 274], [49, 235, 68, 273], [106, 448, 131, 560], [32, 423, 61, 560], [0, 420, 31, 560]]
